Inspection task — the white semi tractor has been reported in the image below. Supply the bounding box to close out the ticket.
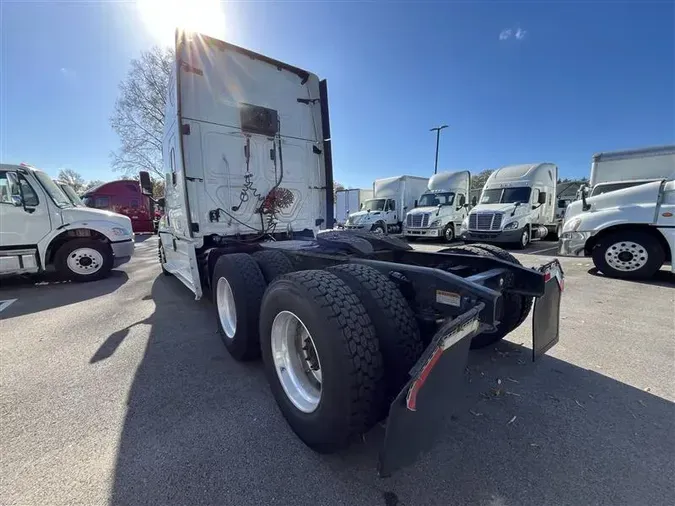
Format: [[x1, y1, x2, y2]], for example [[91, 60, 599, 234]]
[[152, 30, 565, 475], [560, 147, 674, 279], [461, 163, 558, 249], [335, 188, 373, 227], [344, 175, 428, 234], [403, 171, 470, 242]]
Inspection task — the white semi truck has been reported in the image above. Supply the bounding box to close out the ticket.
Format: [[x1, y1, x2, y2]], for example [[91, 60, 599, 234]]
[[403, 171, 470, 242], [344, 176, 428, 234], [559, 148, 674, 279], [461, 163, 558, 249], [335, 188, 373, 227], [152, 30, 564, 475], [0, 163, 134, 280]]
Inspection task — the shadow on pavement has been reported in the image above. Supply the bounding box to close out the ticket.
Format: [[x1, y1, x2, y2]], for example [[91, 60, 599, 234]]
[[134, 234, 155, 244], [587, 267, 675, 288], [108, 276, 675, 506], [0, 270, 129, 320]]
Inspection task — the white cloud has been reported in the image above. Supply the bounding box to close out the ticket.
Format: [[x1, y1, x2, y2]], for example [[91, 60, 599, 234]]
[[499, 27, 527, 41]]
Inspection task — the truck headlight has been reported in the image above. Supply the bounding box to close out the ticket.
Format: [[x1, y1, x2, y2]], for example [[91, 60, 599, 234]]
[[112, 227, 131, 236], [563, 217, 582, 232], [503, 221, 519, 230], [429, 219, 442, 228]]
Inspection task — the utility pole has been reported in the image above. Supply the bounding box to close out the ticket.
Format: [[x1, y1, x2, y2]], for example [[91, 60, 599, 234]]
[[429, 124, 448, 174]]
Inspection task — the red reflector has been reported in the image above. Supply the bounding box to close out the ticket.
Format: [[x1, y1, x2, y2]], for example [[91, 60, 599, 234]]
[[406, 347, 443, 411]]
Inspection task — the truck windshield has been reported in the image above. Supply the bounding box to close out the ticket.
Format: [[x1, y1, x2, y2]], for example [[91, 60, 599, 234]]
[[33, 171, 72, 208], [418, 192, 455, 207], [361, 199, 386, 211], [480, 187, 532, 204], [58, 183, 84, 206], [590, 181, 649, 197]]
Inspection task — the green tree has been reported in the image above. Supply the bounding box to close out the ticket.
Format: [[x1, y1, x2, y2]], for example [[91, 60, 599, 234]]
[[471, 169, 494, 190]]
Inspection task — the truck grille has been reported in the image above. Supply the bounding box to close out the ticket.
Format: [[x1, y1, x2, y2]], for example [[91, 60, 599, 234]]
[[469, 213, 503, 231], [406, 213, 430, 228]]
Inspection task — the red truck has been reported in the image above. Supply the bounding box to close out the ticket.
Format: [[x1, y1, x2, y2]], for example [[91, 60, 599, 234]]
[[81, 180, 155, 234]]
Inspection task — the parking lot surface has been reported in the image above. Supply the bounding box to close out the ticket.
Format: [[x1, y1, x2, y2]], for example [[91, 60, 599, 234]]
[[1, 236, 673, 506]]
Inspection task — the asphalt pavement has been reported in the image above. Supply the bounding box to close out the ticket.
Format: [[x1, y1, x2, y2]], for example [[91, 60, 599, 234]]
[[1, 235, 673, 506]]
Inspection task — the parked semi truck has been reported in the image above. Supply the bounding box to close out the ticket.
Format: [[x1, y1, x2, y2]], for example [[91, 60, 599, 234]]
[[560, 149, 674, 279], [0, 163, 134, 280], [55, 181, 85, 207], [152, 30, 564, 475], [82, 180, 155, 234], [344, 176, 428, 234], [335, 188, 373, 227], [461, 163, 558, 249], [403, 171, 470, 242]]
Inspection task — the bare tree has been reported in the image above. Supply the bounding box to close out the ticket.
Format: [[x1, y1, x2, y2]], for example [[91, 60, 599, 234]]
[[110, 46, 173, 179], [57, 169, 86, 193], [333, 181, 345, 199]]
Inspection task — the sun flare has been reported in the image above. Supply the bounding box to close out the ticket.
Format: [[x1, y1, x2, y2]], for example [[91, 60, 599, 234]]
[[136, 0, 227, 47]]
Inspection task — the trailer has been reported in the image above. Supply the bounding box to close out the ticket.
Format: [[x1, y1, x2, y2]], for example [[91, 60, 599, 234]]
[[150, 30, 564, 475]]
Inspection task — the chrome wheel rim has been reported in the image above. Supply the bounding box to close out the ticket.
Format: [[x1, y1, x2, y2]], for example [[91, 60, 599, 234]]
[[67, 248, 103, 275], [216, 277, 237, 338], [521, 230, 529, 247], [605, 241, 648, 272], [445, 226, 454, 241], [372, 226, 384, 234], [271, 311, 322, 413]]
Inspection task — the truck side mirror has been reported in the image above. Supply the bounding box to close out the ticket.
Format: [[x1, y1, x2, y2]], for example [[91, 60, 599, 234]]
[[414, 200, 418, 208], [471, 196, 477, 206], [10, 195, 23, 207], [538, 192, 547, 205], [139, 171, 153, 196], [157, 197, 166, 209]]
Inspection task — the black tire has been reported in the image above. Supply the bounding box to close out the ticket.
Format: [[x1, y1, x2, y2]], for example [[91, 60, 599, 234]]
[[470, 243, 533, 330], [591, 231, 665, 279], [370, 223, 386, 234], [54, 238, 114, 282], [442, 223, 455, 243], [212, 253, 267, 361], [252, 250, 294, 283], [327, 264, 423, 404], [260, 270, 384, 453], [158, 241, 172, 276], [514, 227, 530, 250], [439, 245, 523, 349]]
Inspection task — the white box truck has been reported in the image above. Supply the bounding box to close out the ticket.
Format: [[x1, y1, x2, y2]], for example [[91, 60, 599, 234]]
[[461, 163, 558, 249], [335, 188, 373, 227], [344, 176, 428, 234], [151, 30, 565, 476], [403, 171, 470, 242], [0, 163, 134, 280], [586, 145, 675, 198]]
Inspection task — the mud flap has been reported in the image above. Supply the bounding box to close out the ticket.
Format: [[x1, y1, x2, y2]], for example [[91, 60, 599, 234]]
[[378, 305, 483, 477], [532, 260, 564, 360]]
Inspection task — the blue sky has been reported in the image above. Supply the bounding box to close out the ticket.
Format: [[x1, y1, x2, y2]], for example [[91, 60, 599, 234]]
[[1, 1, 673, 188]]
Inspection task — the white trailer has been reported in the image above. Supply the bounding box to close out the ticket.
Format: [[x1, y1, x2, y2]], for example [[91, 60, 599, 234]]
[[335, 188, 373, 227], [344, 175, 427, 234], [589, 145, 675, 193], [461, 163, 558, 249], [403, 171, 470, 242]]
